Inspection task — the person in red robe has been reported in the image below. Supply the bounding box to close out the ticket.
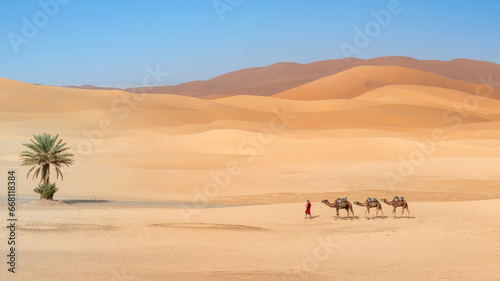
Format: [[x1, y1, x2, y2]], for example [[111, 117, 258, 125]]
[[305, 200, 311, 219]]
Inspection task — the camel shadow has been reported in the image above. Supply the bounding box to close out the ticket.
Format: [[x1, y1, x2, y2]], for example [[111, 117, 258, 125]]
[[365, 215, 389, 220], [333, 216, 360, 220], [392, 216, 416, 219]]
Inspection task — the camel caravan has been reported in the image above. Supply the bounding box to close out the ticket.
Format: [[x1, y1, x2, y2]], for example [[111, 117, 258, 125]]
[[320, 196, 410, 220]]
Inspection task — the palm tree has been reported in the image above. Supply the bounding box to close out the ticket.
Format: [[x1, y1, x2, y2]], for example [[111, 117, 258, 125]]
[[20, 133, 74, 200]]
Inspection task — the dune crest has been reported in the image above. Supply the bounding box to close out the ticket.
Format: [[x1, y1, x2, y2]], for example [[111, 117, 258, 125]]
[[1, 63, 500, 201], [120, 56, 500, 98], [273, 65, 500, 100]]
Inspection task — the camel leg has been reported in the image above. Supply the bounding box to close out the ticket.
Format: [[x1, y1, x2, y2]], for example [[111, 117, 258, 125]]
[[406, 207, 411, 218], [400, 207, 405, 218], [393, 208, 396, 218]]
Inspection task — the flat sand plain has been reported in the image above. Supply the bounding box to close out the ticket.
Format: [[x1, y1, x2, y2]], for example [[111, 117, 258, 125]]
[[0, 199, 498, 281]]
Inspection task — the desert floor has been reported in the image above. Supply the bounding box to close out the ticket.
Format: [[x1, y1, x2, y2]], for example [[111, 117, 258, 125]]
[[1, 197, 499, 281]]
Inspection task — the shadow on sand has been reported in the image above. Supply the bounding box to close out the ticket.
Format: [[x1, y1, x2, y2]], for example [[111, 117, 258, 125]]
[[333, 215, 360, 220], [364, 216, 389, 220], [62, 199, 112, 205], [392, 216, 415, 219], [304, 215, 320, 220]]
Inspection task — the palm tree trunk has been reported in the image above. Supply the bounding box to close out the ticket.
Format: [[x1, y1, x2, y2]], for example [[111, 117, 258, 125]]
[[43, 164, 50, 185]]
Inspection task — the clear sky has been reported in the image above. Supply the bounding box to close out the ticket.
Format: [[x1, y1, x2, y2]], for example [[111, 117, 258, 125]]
[[1, 0, 499, 88]]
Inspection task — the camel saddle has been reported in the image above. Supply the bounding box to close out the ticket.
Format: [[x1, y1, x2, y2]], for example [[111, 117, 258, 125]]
[[367, 197, 378, 202], [336, 197, 347, 204], [394, 196, 404, 201]]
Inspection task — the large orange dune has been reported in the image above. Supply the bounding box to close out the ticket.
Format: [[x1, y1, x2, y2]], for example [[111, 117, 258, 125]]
[[273, 65, 500, 100], [2, 64, 500, 281], [117, 56, 500, 98], [1, 65, 500, 201]]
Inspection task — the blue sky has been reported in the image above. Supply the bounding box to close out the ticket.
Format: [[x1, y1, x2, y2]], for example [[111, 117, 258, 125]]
[[0, 0, 499, 88]]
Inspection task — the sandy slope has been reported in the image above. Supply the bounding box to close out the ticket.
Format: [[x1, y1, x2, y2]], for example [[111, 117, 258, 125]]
[[1, 199, 498, 281], [273, 65, 500, 100], [122, 56, 500, 98], [1, 69, 500, 202]]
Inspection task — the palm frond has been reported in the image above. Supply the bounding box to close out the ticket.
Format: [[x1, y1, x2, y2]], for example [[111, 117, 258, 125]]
[[19, 133, 74, 197]]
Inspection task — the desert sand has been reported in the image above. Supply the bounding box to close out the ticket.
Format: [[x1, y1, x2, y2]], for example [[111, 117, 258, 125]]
[[122, 56, 500, 98], [0, 199, 498, 281], [1, 64, 500, 280]]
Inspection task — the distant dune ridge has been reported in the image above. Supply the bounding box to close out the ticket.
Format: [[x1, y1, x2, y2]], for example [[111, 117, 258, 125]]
[[64, 85, 120, 91], [2, 57, 500, 202], [272, 65, 500, 100], [113, 56, 500, 99]]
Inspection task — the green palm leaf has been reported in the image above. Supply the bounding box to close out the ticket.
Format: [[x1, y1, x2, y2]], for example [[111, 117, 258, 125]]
[[19, 133, 74, 200]]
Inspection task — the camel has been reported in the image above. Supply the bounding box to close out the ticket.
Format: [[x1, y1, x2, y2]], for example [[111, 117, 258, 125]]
[[381, 197, 410, 218], [321, 199, 354, 219], [353, 198, 384, 219]]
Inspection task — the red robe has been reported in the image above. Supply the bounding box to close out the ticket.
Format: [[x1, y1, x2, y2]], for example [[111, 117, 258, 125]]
[[305, 202, 311, 214]]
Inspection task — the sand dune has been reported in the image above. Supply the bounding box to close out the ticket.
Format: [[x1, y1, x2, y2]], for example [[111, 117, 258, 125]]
[[273, 65, 500, 100], [120, 56, 500, 98], [2, 70, 500, 202]]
